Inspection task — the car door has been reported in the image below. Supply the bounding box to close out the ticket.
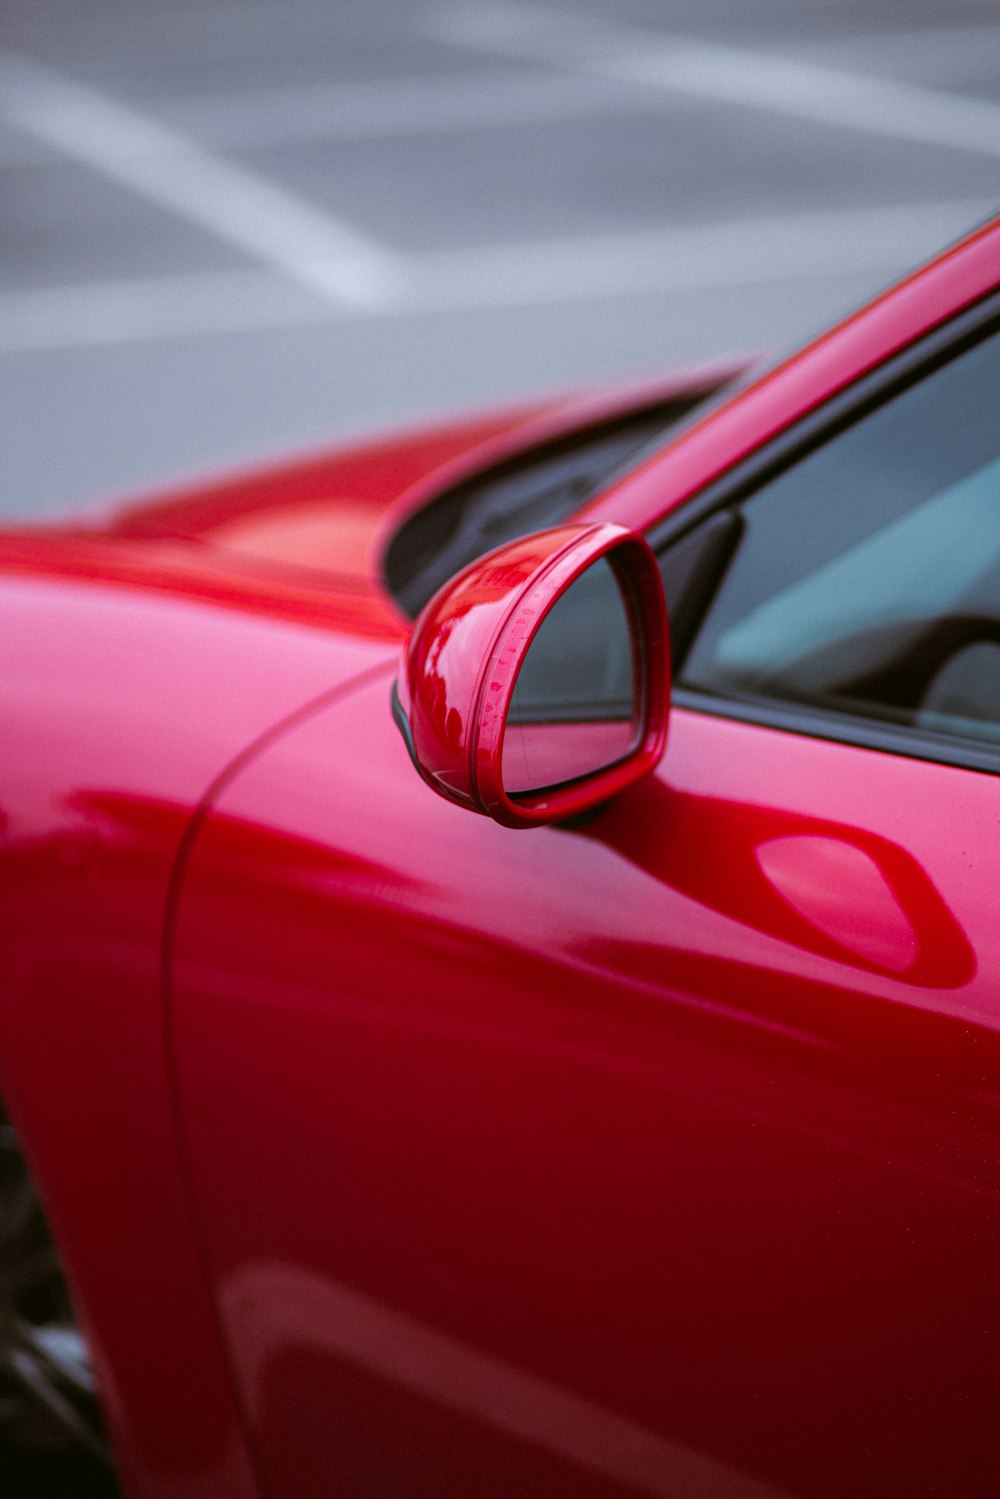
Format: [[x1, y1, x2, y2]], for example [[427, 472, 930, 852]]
[[168, 302, 1000, 1499]]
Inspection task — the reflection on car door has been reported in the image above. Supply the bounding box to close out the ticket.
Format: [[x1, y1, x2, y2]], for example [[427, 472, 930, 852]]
[[169, 669, 1000, 1499]]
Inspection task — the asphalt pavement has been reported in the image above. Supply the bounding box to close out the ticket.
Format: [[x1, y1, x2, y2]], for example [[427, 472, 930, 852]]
[[1, 0, 998, 517]]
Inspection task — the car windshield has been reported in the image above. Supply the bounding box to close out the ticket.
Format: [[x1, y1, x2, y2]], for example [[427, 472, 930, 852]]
[[383, 387, 726, 618]]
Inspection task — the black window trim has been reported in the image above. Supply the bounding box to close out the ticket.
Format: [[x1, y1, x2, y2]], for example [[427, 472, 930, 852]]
[[647, 286, 1000, 778]]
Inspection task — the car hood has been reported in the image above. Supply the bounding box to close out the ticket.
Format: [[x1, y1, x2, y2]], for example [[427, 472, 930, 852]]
[[10, 361, 743, 640]]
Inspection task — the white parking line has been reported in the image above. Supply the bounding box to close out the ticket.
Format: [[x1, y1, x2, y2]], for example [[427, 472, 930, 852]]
[[780, 20, 1000, 84], [430, 1, 1000, 159], [0, 198, 989, 354], [404, 198, 995, 311], [0, 51, 406, 310], [0, 270, 327, 353], [159, 67, 697, 151]]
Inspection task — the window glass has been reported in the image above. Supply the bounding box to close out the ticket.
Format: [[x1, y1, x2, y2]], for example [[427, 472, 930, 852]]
[[385, 398, 716, 618], [681, 327, 1000, 747]]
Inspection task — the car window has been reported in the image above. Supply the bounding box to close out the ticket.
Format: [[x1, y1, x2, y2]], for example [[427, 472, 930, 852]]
[[680, 324, 1000, 750], [384, 390, 729, 619]]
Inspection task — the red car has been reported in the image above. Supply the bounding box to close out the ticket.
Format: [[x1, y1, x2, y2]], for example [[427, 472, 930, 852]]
[[2, 214, 999, 1499]]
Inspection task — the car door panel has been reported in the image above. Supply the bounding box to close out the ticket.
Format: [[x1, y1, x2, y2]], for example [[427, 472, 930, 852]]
[[170, 675, 1000, 1499]]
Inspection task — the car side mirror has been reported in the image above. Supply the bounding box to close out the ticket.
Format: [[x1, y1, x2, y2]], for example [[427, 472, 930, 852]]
[[392, 523, 670, 827]]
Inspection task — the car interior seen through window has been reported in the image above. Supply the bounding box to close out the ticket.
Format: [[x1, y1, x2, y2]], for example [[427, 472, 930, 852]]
[[679, 323, 1000, 753]]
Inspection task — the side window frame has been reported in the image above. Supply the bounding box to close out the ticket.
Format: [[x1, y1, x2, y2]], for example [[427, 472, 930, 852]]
[[648, 288, 1000, 778]]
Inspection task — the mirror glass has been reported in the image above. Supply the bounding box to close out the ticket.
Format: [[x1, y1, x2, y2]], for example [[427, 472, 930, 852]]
[[503, 556, 639, 796]]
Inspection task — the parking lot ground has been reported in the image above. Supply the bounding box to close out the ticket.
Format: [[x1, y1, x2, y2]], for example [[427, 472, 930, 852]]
[[1, 0, 998, 517]]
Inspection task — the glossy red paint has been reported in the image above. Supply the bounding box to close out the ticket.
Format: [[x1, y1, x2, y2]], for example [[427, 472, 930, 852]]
[[0, 215, 998, 1499], [0, 527, 407, 640], [170, 680, 1000, 1499], [0, 561, 398, 1496], [398, 523, 669, 827]]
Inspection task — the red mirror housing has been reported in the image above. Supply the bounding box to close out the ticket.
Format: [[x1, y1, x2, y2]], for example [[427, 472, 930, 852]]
[[393, 523, 670, 828]]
